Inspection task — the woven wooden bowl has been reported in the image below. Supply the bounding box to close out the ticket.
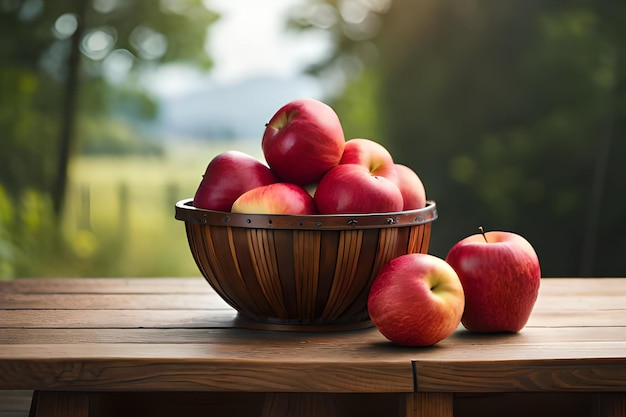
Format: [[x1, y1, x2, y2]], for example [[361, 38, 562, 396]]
[[175, 198, 438, 331]]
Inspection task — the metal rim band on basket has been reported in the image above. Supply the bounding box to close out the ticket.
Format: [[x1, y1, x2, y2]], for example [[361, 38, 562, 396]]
[[175, 198, 438, 230]]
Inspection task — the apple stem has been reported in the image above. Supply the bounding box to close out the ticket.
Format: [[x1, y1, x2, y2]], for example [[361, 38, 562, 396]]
[[479, 226, 488, 243]]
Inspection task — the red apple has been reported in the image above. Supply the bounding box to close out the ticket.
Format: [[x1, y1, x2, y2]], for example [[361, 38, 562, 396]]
[[193, 151, 278, 212], [231, 183, 318, 215], [393, 164, 427, 210], [368, 253, 465, 347], [339, 138, 399, 183], [262, 98, 345, 186], [314, 164, 404, 214], [445, 228, 541, 333]]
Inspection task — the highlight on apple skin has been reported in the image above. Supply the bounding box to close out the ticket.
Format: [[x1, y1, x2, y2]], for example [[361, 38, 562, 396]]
[[367, 253, 465, 347], [231, 182, 318, 215], [313, 164, 404, 214], [339, 138, 399, 183], [193, 150, 278, 212], [262, 98, 345, 186], [445, 230, 541, 333]]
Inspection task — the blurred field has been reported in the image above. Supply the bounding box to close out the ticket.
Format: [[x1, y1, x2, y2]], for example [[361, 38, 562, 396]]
[[63, 139, 263, 277]]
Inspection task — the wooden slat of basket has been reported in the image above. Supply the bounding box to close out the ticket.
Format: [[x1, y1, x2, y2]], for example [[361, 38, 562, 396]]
[[230, 227, 278, 318], [315, 232, 342, 317], [375, 227, 399, 268], [186, 224, 235, 309], [272, 230, 297, 316], [320, 230, 363, 320], [335, 230, 364, 304], [334, 230, 382, 320], [293, 230, 321, 319], [394, 226, 411, 258], [407, 224, 422, 254], [198, 225, 243, 312], [207, 226, 263, 318], [339, 228, 383, 320], [408, 223, 431, 254], [342, 227, 398, 321], [248, 229, 289, 319], [419, 223, 432, 253]]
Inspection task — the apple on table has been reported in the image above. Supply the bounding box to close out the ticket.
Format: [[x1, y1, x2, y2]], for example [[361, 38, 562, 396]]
[[193, 150, 278, 212], [445, 227, 541, 333], [368, 253, 465, 347]]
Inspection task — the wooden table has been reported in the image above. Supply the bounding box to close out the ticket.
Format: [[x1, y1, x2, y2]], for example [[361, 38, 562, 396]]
[[0, 277, 625, 417]]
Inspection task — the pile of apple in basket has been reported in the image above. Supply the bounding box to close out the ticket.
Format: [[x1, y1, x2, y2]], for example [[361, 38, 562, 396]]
[[191, 98, 542, 347]]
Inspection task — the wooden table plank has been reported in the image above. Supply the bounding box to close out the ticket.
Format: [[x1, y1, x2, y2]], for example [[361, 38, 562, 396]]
[[3, 276, 622, 294], [0, 351, 414, 392], [1, 277, 625, 402], [1, 307, 624, 330], [1, 331, 624, 392], [0, 278, 207, 294], [401, 392, 453, 417], [535, 278, 626, 296], [1, 326, 624, 345], [0, 293, 229, 310], [412, 359, 626, 392], [2, 293, 624, 312], [5, 277, 622, 297], [0, 309, 237, 329], [2, 338, 625, 363]]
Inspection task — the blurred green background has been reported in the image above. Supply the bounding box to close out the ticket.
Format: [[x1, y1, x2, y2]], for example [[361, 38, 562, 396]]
[[1, 0, 625, 279]]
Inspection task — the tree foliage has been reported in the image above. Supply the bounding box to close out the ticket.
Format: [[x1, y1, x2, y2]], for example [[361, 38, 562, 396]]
[[0, 0, 217, 198], [0, 0, 218, 278], [297, 0, 626, 276]]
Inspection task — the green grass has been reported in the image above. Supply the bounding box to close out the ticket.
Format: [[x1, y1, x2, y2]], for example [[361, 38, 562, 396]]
[[62, 139, 264, 277]]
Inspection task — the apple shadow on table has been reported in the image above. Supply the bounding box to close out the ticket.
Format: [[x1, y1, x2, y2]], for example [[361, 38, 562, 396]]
[[369, 328, 523, 351], [367, 339, 445, 352], [449, 328, 523, 342]]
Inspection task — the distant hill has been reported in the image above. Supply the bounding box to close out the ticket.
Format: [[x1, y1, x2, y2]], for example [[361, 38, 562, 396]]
[[156, 75, 323, 141]]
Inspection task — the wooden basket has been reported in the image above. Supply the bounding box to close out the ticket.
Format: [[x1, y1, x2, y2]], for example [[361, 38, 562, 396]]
[[175, 198, 437, 331]]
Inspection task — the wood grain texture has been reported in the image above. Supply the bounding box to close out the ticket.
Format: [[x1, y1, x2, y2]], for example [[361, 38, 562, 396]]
[[0, 353, 413, 392], [401, 392, 453, 417], [0, 293, 228, 310], [413, 359, 626, 392], [0, 277, 625, 398], [0, 277, 208, 294]]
